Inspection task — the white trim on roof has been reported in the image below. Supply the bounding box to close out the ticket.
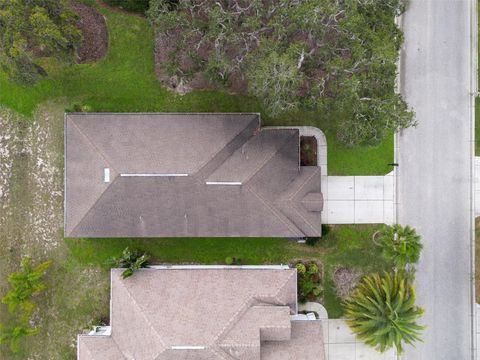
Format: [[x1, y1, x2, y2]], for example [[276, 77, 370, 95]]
[[120, 173, 189, 177], [145, 265, 290, 270], [205, 181, 242, 185]]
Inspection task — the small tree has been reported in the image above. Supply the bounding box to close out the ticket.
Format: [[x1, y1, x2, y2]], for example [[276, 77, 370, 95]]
[[110, 247, 150, 279], [343, 271, 424, 354], [379, 224, 422, 269], [0, 257, 51, 355], [0, 323, 39, 354], [2, 257, 52, 316]]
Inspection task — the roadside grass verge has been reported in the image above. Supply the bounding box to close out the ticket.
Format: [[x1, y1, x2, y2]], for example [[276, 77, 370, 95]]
[[476, 217, 480, 303], [0, 2, 392, 176]]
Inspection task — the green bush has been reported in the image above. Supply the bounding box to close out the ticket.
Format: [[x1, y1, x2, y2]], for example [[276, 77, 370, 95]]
[[343, 271, 424, 354], [379, 224, 423, 269], [295, 261, 323, 303], [109, 247, 150, 279], [225, 256, 233, 265], [103, 0, 150, 13], [0, 257, 51, 354]]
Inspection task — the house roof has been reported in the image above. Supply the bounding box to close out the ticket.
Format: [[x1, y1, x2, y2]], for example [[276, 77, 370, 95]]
[[65, 113, 322, 237], [77, 267, 325, 360]]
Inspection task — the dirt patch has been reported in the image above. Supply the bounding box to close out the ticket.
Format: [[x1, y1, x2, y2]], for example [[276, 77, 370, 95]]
[[300, 136, 317, 166], [71, 1, 108, 63], [332, 267, 363, 299]]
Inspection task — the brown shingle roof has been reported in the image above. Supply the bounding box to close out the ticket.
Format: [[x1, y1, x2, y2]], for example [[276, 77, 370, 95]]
[[77, 267, 325, 360], [65, 113, 322, 237]]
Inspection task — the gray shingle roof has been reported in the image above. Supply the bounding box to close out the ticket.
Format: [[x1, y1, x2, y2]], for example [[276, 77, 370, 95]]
[[77, 267, 325, 360], [65, 113, 322, 237]]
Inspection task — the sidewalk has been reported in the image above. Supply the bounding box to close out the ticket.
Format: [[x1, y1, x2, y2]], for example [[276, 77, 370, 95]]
[[320, 319, 398, 360]]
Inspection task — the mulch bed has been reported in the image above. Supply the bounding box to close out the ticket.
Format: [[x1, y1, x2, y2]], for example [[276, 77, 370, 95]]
[[332, 267, 362, 299], [71, 1, 108, 63], [300, 136, 318, 166]]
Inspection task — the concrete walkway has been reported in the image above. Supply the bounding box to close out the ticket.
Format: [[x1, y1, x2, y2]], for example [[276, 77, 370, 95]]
[[269, 126, 396, 225], [320, 319, 397, 360]]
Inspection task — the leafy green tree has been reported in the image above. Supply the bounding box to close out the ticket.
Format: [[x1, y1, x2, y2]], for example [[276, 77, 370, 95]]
[[110, 247, 150, 279], [0, 323, 39, 354], [0, 257, 51, 355], [343, 271, 424, 354], [148, 0, 415, 146], [379, 224, 423, 269], [0, 0, 81, 83], [2, 257, 52, 316]]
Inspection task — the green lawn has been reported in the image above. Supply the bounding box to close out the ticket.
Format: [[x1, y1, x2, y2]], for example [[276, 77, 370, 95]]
[[66, 224, 391, 319], [0, 1, 392, 176]]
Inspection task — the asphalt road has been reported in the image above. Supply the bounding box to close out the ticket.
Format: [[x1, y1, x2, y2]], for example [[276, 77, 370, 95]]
[[397, 0, 475, 359]]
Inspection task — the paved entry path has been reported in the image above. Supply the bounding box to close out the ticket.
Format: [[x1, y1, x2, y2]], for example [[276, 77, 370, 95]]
[[320, 319, 397, 360]]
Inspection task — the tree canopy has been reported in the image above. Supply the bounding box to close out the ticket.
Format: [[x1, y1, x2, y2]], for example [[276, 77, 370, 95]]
[[148, 0, 415, 146], [0, 0, 81, 84]]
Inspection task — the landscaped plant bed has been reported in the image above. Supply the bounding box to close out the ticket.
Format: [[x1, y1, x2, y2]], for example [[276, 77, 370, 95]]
[[300, 136, 317, 166], [293, 260, 323, 303], [332, 267, 363, 300], [71, 1, 108, 63]]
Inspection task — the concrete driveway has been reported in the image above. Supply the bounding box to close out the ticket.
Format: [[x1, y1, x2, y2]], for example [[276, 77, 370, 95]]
[[322, 173, 395, 225]]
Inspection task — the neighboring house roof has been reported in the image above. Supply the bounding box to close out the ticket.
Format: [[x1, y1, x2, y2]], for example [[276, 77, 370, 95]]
[[77, 267, 326, 360], [65, 113, 323, 237]]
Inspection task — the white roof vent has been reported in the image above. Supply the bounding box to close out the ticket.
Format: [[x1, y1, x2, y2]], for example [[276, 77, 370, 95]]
[[104, 168, 110, 183]]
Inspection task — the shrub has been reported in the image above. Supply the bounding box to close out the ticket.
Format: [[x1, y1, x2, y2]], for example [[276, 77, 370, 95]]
[[225, 257, 233, 265], [379, 224, 423, 269], [343, 271, 424, 354], [109, 247, 150, 279], [305, 237, 320, 246], [0, 257, 51, 354], [295, 261, 323, 303], [103, 0, 150, 13]]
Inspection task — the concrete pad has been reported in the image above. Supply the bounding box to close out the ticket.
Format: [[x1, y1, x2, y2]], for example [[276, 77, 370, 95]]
[[383, 175, 395, 200], [329, 343, 356, 360], [328, 320, 356, 344], [355, 344, 384, 360], [383, 201, 395, 225], [354, 201, 384, 223], [327, 177, 355, 200], [325, 201, 355, 224], [354, 176, 384, 200]]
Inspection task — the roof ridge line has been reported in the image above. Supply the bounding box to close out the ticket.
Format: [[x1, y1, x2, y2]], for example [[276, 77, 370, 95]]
[[272, 270, 297, 306], [245, 185, 303, 236], [115, 277, 168, 356], [241, 129, 298, 185], [277, 167, 320, 203], [68, 175, 120, 236], [292, 204, 321, 235], [191, 115, 260, 177], [69, 117, 118, 172]]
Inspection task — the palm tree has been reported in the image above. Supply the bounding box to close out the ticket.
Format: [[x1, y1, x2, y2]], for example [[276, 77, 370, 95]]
[[343, 271, 425, 354], [379, 224, 422, 269]]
